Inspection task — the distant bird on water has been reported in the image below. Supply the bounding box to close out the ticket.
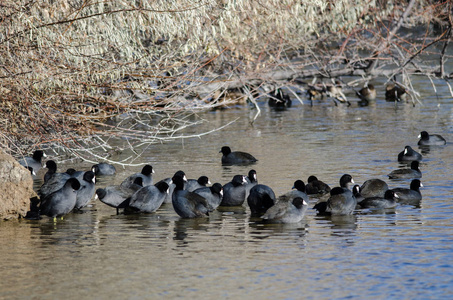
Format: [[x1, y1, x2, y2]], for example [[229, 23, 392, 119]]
[[417, 131, 446, 146], [220, 146, 258, 165]]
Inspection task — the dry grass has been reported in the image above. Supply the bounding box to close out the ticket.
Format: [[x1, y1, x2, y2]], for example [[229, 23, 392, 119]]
[[0, 0, 451, 163]]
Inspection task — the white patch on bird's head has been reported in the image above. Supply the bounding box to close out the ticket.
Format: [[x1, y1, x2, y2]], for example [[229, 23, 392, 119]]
[[303, 200, 308, 206], [351, 178, 355, 184], [420, 182, 424, 187], [394, 193, 400, 199], [242, 176, 247, 184], [183, 175, 187, 181], [95, 194, 99, 200]]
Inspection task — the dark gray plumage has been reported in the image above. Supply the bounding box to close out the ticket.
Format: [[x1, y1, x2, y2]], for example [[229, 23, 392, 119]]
[[220, 146, 258, 165], [43, 160, 57, 183], [96, 177, 143, 214], [121, 165, 154, 188], [124, 181, 169, 213], [185, 176, 211, 192], [391, 179, 423, 205], [158, 170, 187, 204], [18, 150, 46, 173], [305, 175, 331, 195], [247, 184, 276, 215], [388, 161, 422, 180], [220, 175, 248, 206], [193, 183, 223, 211], [172, 175, 209, 218], [360, 178, 388, 198], [398, 146, 422, 162], [358, 190, 399, 209], [279, 180, 309, 203], [40, 178, 80, 218], [92, 163, 116, 176], [262, 197, 308, 224], [418, 131, 446, 146], [73, 171, 96, 210]]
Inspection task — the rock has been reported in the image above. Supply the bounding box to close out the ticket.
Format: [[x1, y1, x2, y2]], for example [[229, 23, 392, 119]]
[[0, 150, 35, 220]]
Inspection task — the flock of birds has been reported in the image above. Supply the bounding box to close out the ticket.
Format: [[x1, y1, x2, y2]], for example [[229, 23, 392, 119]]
[[17, 130, 446, 223]]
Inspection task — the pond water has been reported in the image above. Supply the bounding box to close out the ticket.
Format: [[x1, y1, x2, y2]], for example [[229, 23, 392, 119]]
[[1, 76, 453, 299]]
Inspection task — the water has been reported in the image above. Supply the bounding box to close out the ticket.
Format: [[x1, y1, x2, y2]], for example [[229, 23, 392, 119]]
[[2, 77, 453, 299]]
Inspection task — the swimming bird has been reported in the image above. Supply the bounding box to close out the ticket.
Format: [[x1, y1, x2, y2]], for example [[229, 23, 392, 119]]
[[398, 145, 422, 162], [193, 183, 223, 211], [261, 197, 308, 224], [357, 190, 399, 209], [313, 174, 356, 215], [92, 163, 116, 176], [172, 174, 210, 218], [72, 171, 96, 210], [360, 178, 389, 198], [18, 150, 46, 173], [220, 146, 258, 165], [123, 181, 169, 213], [185, 175, 211, 192], [39, 178, 80, 219], [388, 161, 422, 179], [96, 177, 143, 214], [278, 180, 309, 203], [157, 170, 187, 204], [305, 175, 331, 195], [220, 175, 248, 206], [417, 131, 446, 146], [121, 165, 154, 188], [390, 179, 423, 205], [247, 184, 276, 215], [245, 169, 258, 198]]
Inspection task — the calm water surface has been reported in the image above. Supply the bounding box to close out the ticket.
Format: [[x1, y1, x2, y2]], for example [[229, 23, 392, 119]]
[[1, 77, 453, 299]]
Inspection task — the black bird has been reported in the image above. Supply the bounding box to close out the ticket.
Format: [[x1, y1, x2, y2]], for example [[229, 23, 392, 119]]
[[185, 176, 211, 192], [388, 161, 422, 180], [43, 160, 58, 183], [390, 179, 423, 205], [39, 178, 80, 219], [193, 183, 223, 211], [305, 175, 331, 195], [247, 184, 276, 215], [72, 171, 96, 210], [123, 181, 169, 213], [121, 165, 154, 188], [261, 197, 308, 224], [220, 146, 258, 165], [92, 163, 116, 176], [172, 174, 210, 218], [360, 178, 388, 198], [358, 190, 399, 209], [18, 150, 46, 173], [313, 174, 355, 215], [398, 146, 422, 162], [157, 170, 187, 204], [278, 180, 309, 203], [417, 131, 446, 146], [220, 175, 248, 206], [96, 177, 143, 214]]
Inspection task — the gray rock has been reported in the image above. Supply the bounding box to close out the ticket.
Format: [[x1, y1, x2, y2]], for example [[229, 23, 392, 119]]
[[0, 150, 35, 219]]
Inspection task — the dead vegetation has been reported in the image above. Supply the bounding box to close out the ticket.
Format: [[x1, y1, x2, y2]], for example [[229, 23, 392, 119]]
[[0, 0, 452, 164]]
